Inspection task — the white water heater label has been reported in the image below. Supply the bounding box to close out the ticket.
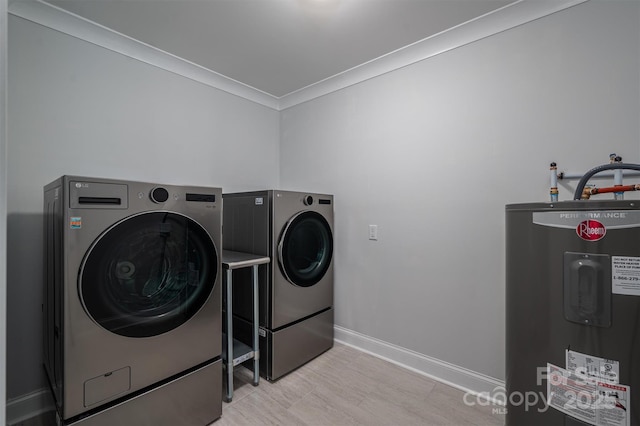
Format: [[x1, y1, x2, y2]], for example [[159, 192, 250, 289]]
[[612, 256, 640, 296], [547, 363, 630, 426], [533, 211, 640, 229], [566, 350, 619, 384]]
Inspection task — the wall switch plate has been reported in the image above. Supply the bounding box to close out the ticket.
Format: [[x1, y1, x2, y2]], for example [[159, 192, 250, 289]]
[[369, 225, 378, 240]]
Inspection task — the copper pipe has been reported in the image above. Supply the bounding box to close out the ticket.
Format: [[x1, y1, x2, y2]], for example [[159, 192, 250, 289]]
[[581, 184, 640, 199], [573, 163, 640, 199]]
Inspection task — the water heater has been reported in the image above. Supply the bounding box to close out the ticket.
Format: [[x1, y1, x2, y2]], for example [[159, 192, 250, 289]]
[[506, 200, 639, 426]]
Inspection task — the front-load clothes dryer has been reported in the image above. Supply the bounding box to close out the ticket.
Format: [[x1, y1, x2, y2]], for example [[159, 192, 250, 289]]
[[43, 176, 222, 425], [223, 190, 334, 381]]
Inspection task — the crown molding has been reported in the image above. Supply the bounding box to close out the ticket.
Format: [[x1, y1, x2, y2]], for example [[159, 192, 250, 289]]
[[8, 0, 281, 110], [278, 0, 589, 109], [9, 0, 588, 111]]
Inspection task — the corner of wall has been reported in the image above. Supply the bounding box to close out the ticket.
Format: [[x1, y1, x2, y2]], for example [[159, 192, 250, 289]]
[[1, 0, 9, 421]]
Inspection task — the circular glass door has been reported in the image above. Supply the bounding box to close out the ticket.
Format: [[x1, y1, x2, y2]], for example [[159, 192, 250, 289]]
[[80, 212, 217, 338], [278, 211, 333, 287]]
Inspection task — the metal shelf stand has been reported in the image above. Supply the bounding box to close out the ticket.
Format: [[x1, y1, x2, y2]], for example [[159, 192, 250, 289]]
[[221, 250, 270, 402]]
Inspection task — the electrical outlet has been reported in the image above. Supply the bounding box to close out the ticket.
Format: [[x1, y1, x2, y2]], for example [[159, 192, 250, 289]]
[[369, 225, 378, 240]]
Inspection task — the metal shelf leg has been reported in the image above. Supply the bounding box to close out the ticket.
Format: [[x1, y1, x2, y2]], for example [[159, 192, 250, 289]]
[[225, 268, 233, 402], [252, 264, 260, 386]]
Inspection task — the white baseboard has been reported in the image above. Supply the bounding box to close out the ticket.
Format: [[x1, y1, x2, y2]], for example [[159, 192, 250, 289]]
[[6, 388, 54, 426], [334, 325, 505, 400], [7, 328, 505, 424]]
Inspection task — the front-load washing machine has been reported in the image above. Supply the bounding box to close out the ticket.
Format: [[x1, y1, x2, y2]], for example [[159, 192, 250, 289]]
[[43, 176, 222, 425], [223, 190, 334, 381]]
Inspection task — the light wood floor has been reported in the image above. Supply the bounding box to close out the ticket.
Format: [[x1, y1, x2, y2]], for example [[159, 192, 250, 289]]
[[215, 342, 505, 426], [16, 343, 504, 426]]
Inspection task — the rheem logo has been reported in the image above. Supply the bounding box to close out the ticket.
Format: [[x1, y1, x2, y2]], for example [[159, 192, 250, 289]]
[[576, 219, 606, 241]]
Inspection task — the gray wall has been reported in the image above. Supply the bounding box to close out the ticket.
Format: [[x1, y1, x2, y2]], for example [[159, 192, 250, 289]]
[[6, 0, 640, 407], [7, 16, 279, 399], [279, 0, 640, 381]]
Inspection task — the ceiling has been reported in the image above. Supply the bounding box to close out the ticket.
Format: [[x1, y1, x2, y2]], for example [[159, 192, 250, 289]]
[[41, 0, 515, 98]]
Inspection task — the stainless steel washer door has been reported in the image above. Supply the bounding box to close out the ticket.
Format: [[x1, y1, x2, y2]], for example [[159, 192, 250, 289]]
[[79, 211, 217, 338], [277, 211, 333, 287]]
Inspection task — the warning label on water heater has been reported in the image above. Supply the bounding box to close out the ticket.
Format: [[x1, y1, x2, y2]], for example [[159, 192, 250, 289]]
[[612, 256, 640, 296], [566, 350, 619, 384], [547, 363, 631, 426]]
